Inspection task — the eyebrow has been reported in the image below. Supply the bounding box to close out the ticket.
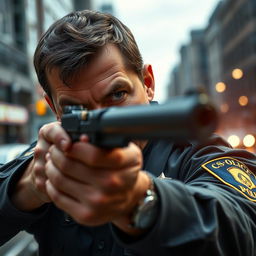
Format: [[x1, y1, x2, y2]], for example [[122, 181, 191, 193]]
[[59, 98, 86, 109]]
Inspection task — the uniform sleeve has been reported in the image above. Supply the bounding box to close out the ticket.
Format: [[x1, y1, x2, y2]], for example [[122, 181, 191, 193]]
[[113, 136, 256, 255], [0, 147, 49, 245]]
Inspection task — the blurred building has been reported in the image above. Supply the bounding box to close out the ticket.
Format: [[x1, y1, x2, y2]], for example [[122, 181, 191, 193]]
[[92, 0, 115, 14], [0, 0, 94, 144], [0, 0, 31, 144], [26, 0, 77, 141], [205, 1, 223, 103], [168, 0, 256, 151], [74, 0, 92, 10], [168, 29, 208, 96], [217, 0, 256, 143]]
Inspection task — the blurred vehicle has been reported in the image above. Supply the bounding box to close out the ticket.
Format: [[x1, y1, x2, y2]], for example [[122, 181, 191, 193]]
[[0, 143, 38, 256], [0, 143, 30, 164]]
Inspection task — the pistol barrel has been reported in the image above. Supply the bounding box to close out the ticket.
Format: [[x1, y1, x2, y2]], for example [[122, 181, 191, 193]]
[[62, 94, 218, 147]]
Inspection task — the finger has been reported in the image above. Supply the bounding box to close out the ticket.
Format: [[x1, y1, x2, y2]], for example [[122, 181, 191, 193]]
[[33, 161, 48, 188], [45, 157, 89, 197], [48, 143, 140, 190], [46, 147, 111, 191], [48, 145, 91, 183], [66, 142, 142, 168], [33, 142, 50, 190], [39, 122, 71, 151], [46, 146, 139, 196], [45, 179, 93, 224], [34, 137, 51, 163], [45, 177, 128, 226]]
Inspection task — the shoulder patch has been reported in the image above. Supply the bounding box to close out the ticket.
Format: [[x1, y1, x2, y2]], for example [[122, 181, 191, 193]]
[[201, 157, 256, 202]]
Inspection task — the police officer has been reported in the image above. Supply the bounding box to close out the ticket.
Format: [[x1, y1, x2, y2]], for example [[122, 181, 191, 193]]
[[0, 10, 255, 256]]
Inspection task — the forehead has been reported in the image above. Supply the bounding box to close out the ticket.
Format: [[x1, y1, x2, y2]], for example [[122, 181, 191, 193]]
[[47, 44, 128, 92]]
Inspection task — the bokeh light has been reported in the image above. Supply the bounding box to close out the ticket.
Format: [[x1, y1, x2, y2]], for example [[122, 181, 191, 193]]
[[232, 68, 243, 80], [215, 82, 226, 93], [238, 96, 248, 106], [243, 134, 256, 148], [227, 135, 240, 148], [220, 103, 229, 113]]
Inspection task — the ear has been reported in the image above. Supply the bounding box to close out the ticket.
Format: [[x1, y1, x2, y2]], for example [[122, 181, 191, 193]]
[[143, 64, 155, 101], [44, 93, 61, 121]]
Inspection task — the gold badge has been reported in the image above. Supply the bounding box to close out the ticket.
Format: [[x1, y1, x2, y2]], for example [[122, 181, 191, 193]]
[[202, 157, 256, 202]]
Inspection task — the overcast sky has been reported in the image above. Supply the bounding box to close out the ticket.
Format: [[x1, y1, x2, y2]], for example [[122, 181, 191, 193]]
[[112, 0, 220, 102]]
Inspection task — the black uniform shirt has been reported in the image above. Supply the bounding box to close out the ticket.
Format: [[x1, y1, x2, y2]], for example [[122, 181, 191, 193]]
[[0, 135, 256, 255]]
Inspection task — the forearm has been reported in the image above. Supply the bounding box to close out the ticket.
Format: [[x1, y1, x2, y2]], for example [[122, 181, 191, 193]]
[[11, 159, 46, 212]]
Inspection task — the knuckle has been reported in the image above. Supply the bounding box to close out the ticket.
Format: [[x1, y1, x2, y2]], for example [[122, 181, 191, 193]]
[[103, 175, 122, 189], [49, 189, 61, 202], [87, 152, 100, 166], [34, 146, 45, 158], [50, 173, 62, 187], [134, 148, 142, 163], [45, 167, 62, 188], [75, 209, 94, 225], [33, 162, 44, 175], [34, 177, 45, 191], [90, 192, 108, 207], [113, 150, 125, 165], [38, 123, 50, 138]]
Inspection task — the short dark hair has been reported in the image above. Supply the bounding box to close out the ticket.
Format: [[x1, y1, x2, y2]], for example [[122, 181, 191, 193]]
[[33, 10, 144, 98]]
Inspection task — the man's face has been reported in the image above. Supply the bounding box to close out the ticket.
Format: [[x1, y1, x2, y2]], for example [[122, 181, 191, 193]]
[[46, 44, 155, 120]]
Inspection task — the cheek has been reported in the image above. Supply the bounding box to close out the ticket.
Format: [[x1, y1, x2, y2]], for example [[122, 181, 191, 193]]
[[137, 85, 149, 100]]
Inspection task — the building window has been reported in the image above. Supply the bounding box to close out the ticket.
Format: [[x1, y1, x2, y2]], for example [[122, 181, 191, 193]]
[[0, 86, 8, 101], [0, 0, 13, 43]]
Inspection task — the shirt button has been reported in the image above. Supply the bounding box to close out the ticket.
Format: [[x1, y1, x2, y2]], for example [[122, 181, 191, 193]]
[[64, 213, 72, 222], [97, 240, 105, 250]]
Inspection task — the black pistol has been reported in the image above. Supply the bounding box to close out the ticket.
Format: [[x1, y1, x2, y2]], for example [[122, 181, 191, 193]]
[[61, 93, 218, 148]]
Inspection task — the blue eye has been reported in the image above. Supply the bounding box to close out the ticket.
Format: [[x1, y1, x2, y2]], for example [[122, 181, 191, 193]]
[[111, 91, 127, 101]]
